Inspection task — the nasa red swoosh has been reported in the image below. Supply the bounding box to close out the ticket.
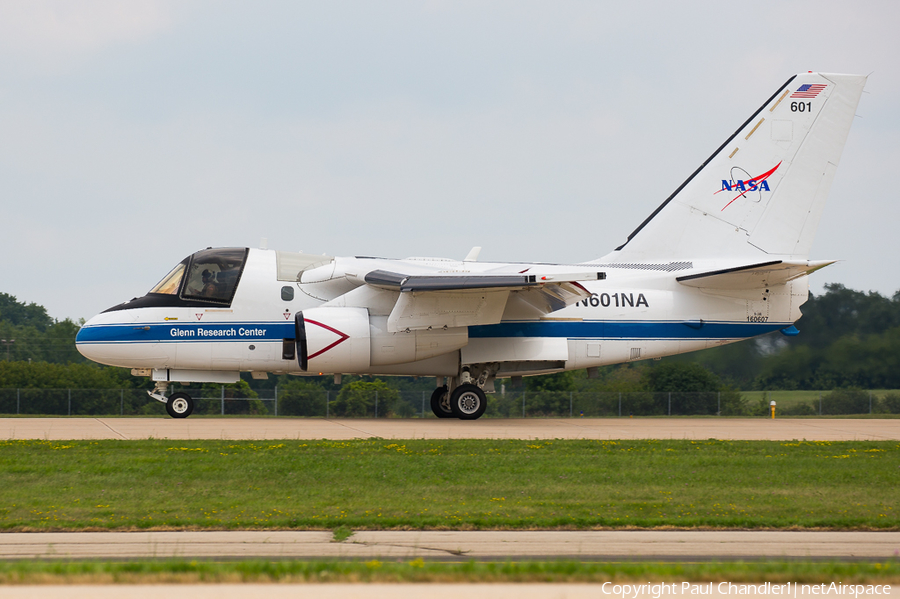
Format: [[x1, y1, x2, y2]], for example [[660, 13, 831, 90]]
[[305, 318, 350, 360]]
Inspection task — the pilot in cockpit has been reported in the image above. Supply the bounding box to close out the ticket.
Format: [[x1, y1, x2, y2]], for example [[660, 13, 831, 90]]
[[200, 269, 218, 297]]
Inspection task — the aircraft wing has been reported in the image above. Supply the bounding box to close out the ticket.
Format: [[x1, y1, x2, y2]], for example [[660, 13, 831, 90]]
[[676, 260, 835, 290], [363, 269, 603, 332]]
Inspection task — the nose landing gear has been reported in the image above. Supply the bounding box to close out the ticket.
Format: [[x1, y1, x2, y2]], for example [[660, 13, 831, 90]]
[[149, 381, 195, 419], [165, 392, 194, 419]]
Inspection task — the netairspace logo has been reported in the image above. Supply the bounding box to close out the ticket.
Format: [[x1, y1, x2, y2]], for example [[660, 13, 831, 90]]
[[600, 582, 892, 599]]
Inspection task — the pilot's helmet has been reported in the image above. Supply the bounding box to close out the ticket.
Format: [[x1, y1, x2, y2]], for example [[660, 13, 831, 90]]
[[201, 269, 213, 282]]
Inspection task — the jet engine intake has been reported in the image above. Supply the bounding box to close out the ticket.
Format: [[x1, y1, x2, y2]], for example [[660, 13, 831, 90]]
[[296, 307, 371, 373]]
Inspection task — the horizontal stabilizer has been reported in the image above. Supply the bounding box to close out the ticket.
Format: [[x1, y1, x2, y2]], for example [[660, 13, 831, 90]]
[[676, 260, 835, 290]]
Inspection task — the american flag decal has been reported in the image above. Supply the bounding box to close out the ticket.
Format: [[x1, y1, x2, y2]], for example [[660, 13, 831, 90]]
[[791, 84, 826, 98]]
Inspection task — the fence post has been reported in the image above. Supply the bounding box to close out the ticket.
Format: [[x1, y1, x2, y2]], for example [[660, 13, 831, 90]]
[[569, 391, 573, 418], [869, 391, 872, 414], [668, 392, 671, 416], [718, 391, 721, 416], [121, 389, 124, 416], [17, 388, 20, 415], [618, 392, 621, 417], [68, 389, 71, 416], [422, 390, 425, 418], [819, 393, 822, 416], [221, 385, 225, 416], [375, 390, 378, 418], [326, 390, 329, 419], [522, 391, 526, 419], [274, 385, 278, 417]]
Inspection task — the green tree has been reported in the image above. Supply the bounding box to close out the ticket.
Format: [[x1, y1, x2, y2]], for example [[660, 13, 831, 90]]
[[276, 377, 327, 416], [820, 388, 871, 415], [645, 362, 720, 393], [645, 362, 744, 415], [194, 379, 266, 415], [330, 379, 398, 417], [523, 371, 576, 416], [0, 293, 53, 330]]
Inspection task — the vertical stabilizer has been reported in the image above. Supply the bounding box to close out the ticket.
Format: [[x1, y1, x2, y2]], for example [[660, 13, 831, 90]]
[[610, 73, 866, 262]]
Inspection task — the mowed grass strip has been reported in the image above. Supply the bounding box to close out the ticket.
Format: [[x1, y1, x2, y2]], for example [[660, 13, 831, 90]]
[[0, 559, 899, 585], [0, 439, 897, 530]]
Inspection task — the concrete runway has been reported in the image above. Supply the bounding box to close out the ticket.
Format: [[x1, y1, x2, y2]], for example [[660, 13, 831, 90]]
[[2, 530, 899, 561], [2, 417, 897, 441]]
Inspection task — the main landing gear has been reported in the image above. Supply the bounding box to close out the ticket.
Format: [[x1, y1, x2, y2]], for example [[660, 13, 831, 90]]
[[429, 369, 491, 420], [149, 382, 195, 419], [448, 384, 487, 420], [430, 386, 453, 418]]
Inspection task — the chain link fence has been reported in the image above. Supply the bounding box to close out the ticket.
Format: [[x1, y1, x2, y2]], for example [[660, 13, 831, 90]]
[[0, 388, 894, 417]]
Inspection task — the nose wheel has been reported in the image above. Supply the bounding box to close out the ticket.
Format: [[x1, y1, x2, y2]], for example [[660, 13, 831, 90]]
[[166, 392, 194, 419]]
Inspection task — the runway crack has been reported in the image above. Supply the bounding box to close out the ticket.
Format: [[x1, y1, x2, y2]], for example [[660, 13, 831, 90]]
[[350, 540, 469, 557], [96, 419, 128, 440]]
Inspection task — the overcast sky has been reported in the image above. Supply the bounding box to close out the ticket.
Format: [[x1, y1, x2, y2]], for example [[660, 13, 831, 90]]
[[1, 0, 898, 321]]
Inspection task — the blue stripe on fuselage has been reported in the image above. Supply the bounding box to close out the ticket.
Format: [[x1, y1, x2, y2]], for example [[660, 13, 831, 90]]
[[75, 322, 295, 344], [76, 320, 784, 345], [469, 320, 785, 339]]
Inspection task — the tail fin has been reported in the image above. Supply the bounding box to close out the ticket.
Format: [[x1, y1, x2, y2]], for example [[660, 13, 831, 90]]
[[610, 72, 866, 262]]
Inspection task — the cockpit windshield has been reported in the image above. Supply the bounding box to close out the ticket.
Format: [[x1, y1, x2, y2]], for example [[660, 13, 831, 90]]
[[181, 248, 248, 303], [147, 247, 247, 305], [149, 262, 186, 295], [104, 247, 249, 314]]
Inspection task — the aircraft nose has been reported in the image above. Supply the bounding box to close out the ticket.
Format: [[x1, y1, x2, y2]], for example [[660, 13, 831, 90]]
[[75, 314, 102, 361]]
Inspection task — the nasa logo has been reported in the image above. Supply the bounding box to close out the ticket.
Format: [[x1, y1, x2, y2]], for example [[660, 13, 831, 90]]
[[715, 162, 781, 211], [721, 179, 770, 193]]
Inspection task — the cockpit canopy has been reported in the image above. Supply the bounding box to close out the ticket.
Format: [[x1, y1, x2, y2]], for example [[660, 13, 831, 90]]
[[104, 247, 248, 313], [150, 247, 248, 304]]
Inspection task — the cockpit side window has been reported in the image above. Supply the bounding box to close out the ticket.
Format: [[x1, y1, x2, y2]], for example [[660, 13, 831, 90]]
[[149, 262, 187, 295], [181, 248, 248, 304]]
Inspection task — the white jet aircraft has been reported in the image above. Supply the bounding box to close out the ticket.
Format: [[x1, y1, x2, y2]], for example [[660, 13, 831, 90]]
[[76, 72, 867, 420]]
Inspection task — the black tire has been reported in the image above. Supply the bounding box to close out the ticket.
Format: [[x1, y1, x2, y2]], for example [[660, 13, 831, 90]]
[[449, 384, 487, 420], [430, 386, 453, 418], [166, 392, 194, 419]]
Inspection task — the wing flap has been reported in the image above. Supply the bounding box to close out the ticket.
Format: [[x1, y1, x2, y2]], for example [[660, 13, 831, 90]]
[[370, 270, 600, 332], [676, 260, 835, 290], [387, 289, 510, 332]]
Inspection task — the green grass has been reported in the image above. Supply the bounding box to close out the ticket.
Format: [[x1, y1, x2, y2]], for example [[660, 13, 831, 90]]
[[0, 559, 897, 585], [742, 390, 898, 411], [332, 525, 354, 542], [0, 439, 898, 531]]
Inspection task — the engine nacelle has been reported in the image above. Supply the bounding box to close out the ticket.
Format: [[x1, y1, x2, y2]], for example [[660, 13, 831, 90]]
[[368, 316, 467, 366], [296, 308, 468, 373], [297, 307, 371, 373]]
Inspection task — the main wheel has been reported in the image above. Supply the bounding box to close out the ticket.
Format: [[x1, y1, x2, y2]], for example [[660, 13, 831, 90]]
[[430, 386, 453, 418], [166, 392, 194, 419], [449, 384, 487, 420]]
